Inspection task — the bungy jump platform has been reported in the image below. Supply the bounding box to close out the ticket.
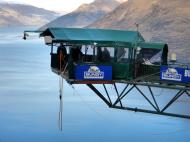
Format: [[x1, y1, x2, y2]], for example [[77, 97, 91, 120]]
[[24, 28, 190, 120]]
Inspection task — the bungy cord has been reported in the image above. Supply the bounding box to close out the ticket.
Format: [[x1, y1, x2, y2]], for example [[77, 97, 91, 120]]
[[58, 51, 68, 131]]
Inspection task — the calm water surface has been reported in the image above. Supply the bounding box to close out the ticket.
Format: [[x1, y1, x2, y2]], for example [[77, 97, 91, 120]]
[[0, 27, 190, 142]]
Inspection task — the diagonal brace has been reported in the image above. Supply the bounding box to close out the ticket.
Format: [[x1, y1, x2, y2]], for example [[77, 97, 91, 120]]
[[113, 85, 134, 106], [185, 91, 190, 97], [114, 83, 123, 107], [135, 85, 158, 111], [103, 84, 112, 105], [148, 86, 160, 112], [161, 90, 185, 112], [87, 84, 111, 107]]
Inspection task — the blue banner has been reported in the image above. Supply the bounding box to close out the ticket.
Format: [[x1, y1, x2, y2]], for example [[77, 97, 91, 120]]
[[75, 65, 112, 80], [160, 66, 190, 83]]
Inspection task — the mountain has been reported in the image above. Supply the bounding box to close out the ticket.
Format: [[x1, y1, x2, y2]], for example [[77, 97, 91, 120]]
[[89, 0, 190, 62], [40, 0, 120, 30], [0, 3, 58, 27], [116, 0, 128, 3]]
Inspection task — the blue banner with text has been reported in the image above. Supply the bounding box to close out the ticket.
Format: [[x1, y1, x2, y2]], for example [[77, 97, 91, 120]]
[[75, 65, 112, 81], [160, 66, 190, 83]]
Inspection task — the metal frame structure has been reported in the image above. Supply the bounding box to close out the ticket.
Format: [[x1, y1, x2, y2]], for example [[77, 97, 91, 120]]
[[86, 83, 190, 119], [22, 28, 190, 131]]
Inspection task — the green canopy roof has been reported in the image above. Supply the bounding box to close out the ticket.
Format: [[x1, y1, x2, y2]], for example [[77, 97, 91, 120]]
[[139, 42, 168, 50], [40, 28, 145, 46], [39, 27, 168, 50]]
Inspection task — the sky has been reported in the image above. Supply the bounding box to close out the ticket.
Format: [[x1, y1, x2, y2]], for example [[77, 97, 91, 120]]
[[1, 0, 127, 14]]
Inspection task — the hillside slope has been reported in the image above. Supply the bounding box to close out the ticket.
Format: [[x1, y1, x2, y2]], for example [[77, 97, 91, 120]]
[[89, 0, 190, 62], [0, 3, 58, 27], [40, 0, 120, 30]]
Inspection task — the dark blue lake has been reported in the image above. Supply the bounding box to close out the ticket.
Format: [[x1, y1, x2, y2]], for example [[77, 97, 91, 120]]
[[0, 27, 190, 142]]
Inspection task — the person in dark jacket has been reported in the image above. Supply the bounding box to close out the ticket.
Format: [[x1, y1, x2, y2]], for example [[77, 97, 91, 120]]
[[57, 43, 67, 70], [70, 46, 83, 62]]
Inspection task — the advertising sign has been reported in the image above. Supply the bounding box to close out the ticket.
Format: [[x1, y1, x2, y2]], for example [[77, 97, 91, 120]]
[[75, 65, 112, 81], [160, 66, 190, 83]]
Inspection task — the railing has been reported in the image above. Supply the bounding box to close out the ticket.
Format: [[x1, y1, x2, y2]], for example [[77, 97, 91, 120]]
[[135, 63, 160, 79]]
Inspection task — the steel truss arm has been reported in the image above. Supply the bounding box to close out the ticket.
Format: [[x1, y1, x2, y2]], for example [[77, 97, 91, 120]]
[[86, 83, 190, 119]]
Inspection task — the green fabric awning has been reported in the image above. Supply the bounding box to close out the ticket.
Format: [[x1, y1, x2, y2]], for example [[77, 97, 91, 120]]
[[39, 27, 168, 50], [139, 42, 167, 50], [40, 28, 145, 46]]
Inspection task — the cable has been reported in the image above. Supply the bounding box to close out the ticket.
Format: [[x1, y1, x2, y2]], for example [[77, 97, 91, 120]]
[[58, 50, 64, 131], [58, 76, 63, 131], [71, 85, 107, 120]]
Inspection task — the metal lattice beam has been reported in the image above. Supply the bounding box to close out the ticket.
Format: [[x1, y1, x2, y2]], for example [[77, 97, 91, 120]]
[[86, 83, 190, 119]]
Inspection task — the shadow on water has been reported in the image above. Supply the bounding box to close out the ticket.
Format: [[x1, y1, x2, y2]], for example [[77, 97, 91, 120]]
[[0, 27, 190, 142]]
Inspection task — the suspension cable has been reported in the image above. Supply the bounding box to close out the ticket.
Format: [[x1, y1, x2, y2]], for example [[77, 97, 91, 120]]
[[58, 50, 63, 131], [58, 76, 63, 131]]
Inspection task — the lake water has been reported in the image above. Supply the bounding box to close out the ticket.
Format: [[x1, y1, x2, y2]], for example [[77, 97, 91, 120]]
[[0, 27, 190, 142]]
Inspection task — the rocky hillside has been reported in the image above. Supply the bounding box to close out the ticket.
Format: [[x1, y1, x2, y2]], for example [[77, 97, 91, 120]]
[[89, 0, 190, 62], [40, 0, 120, 30], [0, 3, 58, 27]]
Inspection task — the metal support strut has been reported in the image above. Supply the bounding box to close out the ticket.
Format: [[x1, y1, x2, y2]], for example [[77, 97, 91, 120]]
[[86, 83, 190, 119]]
